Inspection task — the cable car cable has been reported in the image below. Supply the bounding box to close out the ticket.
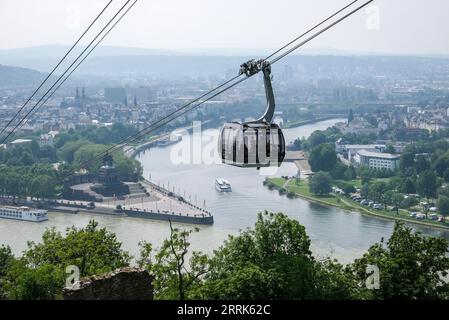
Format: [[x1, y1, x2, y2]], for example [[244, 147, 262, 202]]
[[44, 0, 374, 182], [0, 0, 113, 139], [12, 0, 139, 137], [67, 0, 373, 170], [263, 0, 358, 61], [59, 75, 247, 181], [1, 0, 134, 145], [58, 0, 368, 174], [271, 0, 374, 65]]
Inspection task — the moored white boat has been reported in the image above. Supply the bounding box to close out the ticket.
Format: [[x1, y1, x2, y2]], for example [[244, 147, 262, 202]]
[[215, 178, 232, 192], [0, 206, 48, 222]]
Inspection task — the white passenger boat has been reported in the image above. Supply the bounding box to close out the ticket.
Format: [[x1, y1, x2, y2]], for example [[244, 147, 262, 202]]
[[0, 206, 48, 222], [215, 178, 232, 192]]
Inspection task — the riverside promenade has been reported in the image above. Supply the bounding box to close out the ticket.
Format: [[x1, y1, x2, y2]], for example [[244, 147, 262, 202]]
[[0, 178, 214, 225], [91, 178, 213, 225]]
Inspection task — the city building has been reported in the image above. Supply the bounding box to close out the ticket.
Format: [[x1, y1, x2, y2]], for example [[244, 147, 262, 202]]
[[353, 149, 400, 171], [104, 87, 127, 103]]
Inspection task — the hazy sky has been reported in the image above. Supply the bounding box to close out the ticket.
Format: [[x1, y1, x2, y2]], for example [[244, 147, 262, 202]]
[[1, 0, 449, 55]]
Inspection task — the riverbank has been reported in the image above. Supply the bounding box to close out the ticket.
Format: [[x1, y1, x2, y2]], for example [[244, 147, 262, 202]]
[[265, 177, 449, 231], [283, 116, 344, 129]]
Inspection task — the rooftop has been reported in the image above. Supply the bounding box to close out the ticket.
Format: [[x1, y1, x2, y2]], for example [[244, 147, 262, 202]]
[[357, 149, 399, 160], [10, 138, 32, 144], [343, 144, 385, 149]]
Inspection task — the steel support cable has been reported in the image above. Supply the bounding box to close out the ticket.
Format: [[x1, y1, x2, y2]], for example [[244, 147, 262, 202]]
[[13, 0, 139, 136], [263, 0, 358, 61], [0, 0, 113, 139], [60, 75, 247, 180], [56, 0, 375, 183], [271, 0, 374, 64], [1, 0, 133, 144], [81, 0, 371, 157], [58, 0, 365, 174]]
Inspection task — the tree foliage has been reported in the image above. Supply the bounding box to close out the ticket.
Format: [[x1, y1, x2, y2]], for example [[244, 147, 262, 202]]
[[416, 170, 439, 202], [350, 222, 449, 299], [309, 172, 333, 196], [195, 211, 352, 299], [0, 220, 131, 300], [309, 143, 337, 172], [1, 215, 449, 300]]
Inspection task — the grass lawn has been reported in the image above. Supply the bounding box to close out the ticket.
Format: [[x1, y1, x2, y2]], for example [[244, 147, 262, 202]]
[[267, 178, 348, 208], [269, 178, 288, 188], [264, 177, 449, 230], [334, 178, 391, 189]]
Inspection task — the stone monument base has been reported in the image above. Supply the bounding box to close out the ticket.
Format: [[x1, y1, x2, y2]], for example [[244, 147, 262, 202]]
[[90, 182, 130, 197]]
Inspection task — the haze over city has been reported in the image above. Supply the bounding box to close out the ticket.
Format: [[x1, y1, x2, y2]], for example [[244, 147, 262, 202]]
[[1, 0, 449, 56]]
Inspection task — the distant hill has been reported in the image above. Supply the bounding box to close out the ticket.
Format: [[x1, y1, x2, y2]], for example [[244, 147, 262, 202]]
[[0, 64, 50, 88], [1, 44, 449, 81]]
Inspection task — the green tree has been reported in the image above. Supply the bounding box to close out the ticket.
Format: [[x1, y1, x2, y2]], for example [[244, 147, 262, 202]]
[[384, 145, 396, 154], [57, 140, 88, 163], [113, 151, 142, 181], [416, 170, 439, 211], [415, 155, 431, 174], [309, 143, 337, 172], [348, 108, 354, 123], [368, 181, 389, 204], [399, 152, 414, 172], [384, 190, 403, 214], [0, 245, 14, 298], [399, 178, 416, 194], [350, 222, 449, 299], [343, 166, 357, 181], [139, 221, 209, 300], [432, 155, 449, 177], [30, 140, 40, 157], [1, 221, 131, 300], [308, 131, 327, 149], [336, 181, 356, 194], [73, 143, 109, 173], [53, 132, 73, 149], [438, 195, 449, 217], [444, 168, 449, 182], [2, 260, 63, 300], [196, 212, 351, 299], [359, 167, 372, 185], [291, 138, 302, 151], [309, 172, 333, 196], [24, 220, 130, 277]]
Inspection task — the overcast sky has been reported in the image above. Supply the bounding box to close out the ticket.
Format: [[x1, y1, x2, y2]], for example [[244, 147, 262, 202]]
[[1, 0, 449, 55]]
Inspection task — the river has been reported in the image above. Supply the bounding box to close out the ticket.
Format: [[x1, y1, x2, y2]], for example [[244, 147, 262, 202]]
[[1, 118, 449, 263]]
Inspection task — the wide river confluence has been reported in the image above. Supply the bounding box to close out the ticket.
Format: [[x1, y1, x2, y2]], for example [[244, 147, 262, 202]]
[[1, 119, 449, 263]]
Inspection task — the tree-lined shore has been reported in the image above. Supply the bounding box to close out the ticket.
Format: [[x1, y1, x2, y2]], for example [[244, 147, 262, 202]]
[[1, 212, 448, 300]]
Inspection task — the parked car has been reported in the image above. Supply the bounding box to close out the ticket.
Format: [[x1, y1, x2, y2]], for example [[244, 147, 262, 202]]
[[409, 212, 417, 218], [360, 199, 369, 205], [438, 216, 445, 223], [373, 204, 382, 210], [86, 202, 95, 209], [429, 213, 438, 220], [416, 213, 426, 220]]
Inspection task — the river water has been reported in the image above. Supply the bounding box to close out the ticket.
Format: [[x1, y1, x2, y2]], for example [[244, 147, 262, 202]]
[[1, 119, 449, 263]]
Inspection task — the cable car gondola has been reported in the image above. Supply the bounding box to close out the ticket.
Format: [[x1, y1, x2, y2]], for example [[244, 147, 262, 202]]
[[219, 60, 286, 168]]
